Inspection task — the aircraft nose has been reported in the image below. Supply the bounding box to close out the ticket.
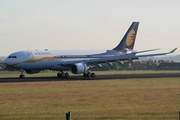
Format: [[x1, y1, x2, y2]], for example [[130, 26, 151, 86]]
[[4, 53, 23, 67], [4, 58, 11, 65]]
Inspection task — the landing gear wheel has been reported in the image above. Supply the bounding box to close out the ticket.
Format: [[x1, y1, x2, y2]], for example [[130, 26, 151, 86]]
[[61, 72, 65, 77], [19, 69, 25, 78], [83, 73, 87, 77], [64, 72, 69, 78], [19, 74, 25, 78], [57, 73, 62, 78], [83, 72, 95, 77], [91, 73, 95, 77], [57, 72, 69, 78], [87, 72, 91, 77]]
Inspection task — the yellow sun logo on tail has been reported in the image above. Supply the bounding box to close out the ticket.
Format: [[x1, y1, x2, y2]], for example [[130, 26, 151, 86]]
[[126, 30, 135, 46]]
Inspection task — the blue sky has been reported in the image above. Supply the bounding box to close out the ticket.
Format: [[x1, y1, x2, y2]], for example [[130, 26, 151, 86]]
[[0, 0, 180, 56]]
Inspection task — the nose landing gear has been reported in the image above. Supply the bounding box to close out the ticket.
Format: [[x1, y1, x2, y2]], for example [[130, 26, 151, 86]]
[[19, 70, 25, 78]]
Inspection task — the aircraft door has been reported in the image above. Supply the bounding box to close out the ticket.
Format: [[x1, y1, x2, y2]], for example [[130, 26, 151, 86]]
[[22, 52, 34, 61]]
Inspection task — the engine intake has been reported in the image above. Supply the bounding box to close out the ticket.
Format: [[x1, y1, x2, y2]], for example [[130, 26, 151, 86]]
[[71, 63, 88, 74]]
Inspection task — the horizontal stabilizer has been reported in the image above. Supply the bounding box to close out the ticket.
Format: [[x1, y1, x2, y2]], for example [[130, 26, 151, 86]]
[[134, 48, 161, 54]]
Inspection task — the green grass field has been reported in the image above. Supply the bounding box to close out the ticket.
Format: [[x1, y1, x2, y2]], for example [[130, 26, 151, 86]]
[[0, 74, 180, 119]]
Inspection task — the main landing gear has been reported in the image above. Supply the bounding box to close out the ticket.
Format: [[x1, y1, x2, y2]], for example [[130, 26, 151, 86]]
[[57, 71, 69, 78], [19, 70, 25, 78], [57, 71, 96, 78], [83, 72, 95, 77]]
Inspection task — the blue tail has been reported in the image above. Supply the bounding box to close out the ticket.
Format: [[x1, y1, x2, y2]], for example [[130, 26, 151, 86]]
[[113, 22, 139, 51]]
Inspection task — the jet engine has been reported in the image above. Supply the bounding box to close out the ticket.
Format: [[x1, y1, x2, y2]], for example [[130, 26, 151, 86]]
[[71, 63, 89, 74], [25, 70, 41, 74]]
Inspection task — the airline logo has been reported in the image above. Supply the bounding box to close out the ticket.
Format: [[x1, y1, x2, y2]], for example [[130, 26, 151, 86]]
[[24, 57, 58, 63], [126, 30, 136, 46]]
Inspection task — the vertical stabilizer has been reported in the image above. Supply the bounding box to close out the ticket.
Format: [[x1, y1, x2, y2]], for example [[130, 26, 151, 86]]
[[113, 22, 139, 51]]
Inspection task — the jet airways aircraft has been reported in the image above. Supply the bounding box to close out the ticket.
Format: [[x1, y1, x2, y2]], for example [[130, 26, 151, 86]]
[[4, 22, 177, 78]]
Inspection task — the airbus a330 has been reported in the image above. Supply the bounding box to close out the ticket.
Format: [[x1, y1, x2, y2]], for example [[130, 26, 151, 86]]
[[4, 22, 177, 78]]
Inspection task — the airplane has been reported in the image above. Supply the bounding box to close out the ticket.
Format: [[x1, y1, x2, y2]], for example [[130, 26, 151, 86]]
[[4, 22, 177, 78]]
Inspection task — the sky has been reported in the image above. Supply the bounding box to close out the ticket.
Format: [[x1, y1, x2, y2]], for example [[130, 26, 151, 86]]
[[0, 0, 180, 56]]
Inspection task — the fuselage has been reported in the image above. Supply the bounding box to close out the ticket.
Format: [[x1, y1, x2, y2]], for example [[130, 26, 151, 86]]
[[4, 49, 133, 71]]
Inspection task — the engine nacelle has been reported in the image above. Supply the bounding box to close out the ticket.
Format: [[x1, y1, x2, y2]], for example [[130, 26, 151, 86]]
[[71, 63, 89, 74], [25, 70, 41, 74]]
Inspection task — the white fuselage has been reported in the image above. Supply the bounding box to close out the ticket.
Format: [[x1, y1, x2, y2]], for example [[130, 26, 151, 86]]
[[4, 49, 127, 71]]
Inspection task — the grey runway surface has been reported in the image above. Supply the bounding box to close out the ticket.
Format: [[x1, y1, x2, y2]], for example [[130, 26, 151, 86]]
[[0, 73, 180, 83]]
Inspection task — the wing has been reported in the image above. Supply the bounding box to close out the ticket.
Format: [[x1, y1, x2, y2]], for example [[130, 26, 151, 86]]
[[60, 48, 177, 66]]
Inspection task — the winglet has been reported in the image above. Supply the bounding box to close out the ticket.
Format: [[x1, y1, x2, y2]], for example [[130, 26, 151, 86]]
[[169, 48, 177, 54]]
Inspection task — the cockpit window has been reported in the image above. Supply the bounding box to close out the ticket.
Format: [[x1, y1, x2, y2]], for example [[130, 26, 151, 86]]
[[8, 56, 17, 58]]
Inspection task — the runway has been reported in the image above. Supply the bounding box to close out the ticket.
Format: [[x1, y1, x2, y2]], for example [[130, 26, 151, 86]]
[[0, 73, 180, 83]]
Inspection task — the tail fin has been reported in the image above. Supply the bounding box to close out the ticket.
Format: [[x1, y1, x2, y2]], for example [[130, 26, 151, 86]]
[[113, 22, 139, 51]]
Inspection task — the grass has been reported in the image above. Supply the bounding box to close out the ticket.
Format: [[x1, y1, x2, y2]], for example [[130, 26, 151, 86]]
[[0, 77, 180, 119]]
